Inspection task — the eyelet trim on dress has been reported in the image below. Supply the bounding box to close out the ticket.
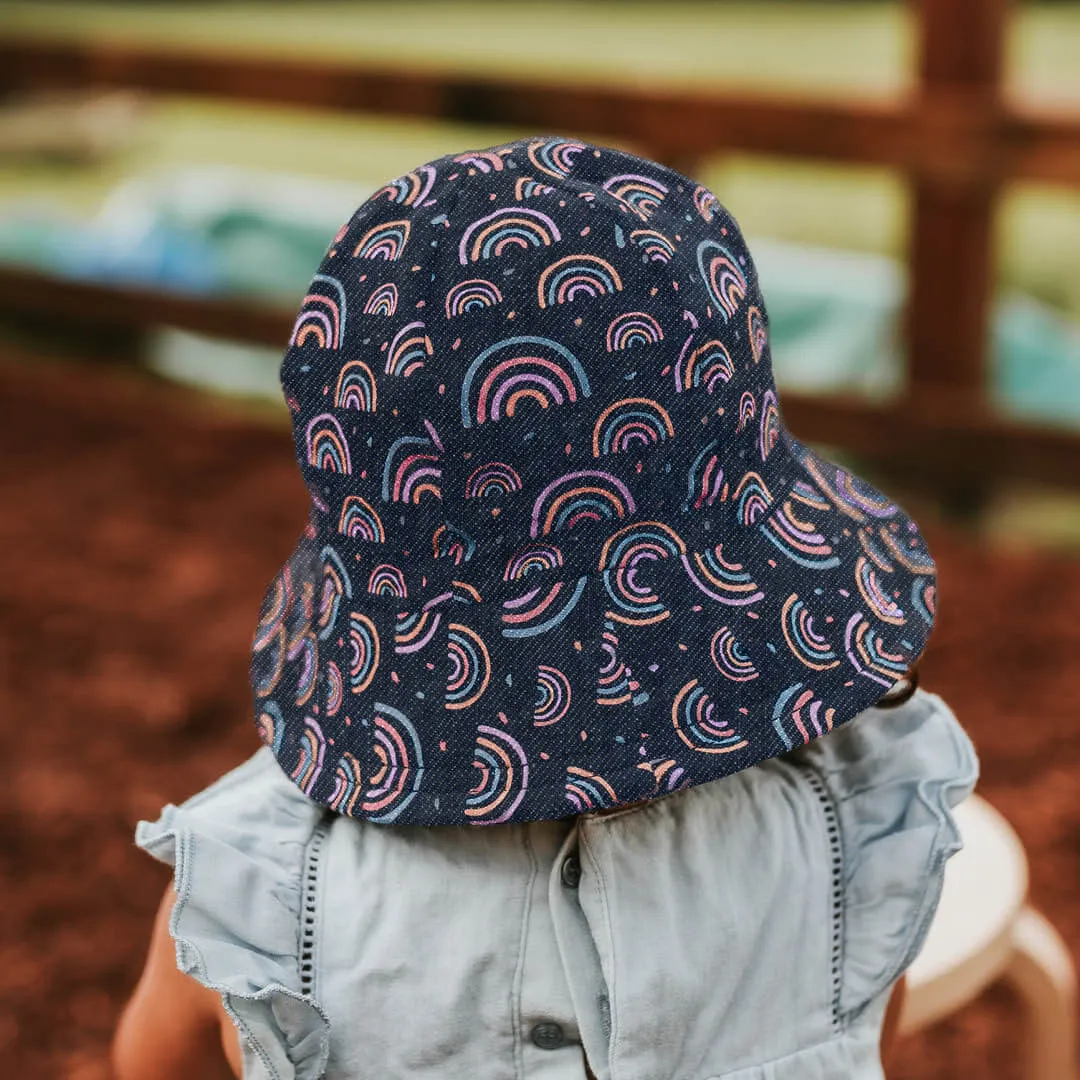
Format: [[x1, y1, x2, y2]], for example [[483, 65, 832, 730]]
[[796, 763, 845, 1037], [299, 815, 332, 998]]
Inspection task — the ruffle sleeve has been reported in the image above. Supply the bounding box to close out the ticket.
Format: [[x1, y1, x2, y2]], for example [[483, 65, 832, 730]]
[[135, 747, 331, 1080], [790, 688, 980, 1025]]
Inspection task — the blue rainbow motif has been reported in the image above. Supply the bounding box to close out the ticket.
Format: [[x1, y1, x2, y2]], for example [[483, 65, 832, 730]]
[[515, 176, 556, 200], [465, 461, 523, 500], [912, 577, 935, 626], [291, 718, 326, 793], [306, 413, 351, 474], [697, 240, 748, 321], [334, 359, 377, 412], [603, 173, 669, 220], [605, 311, 664, 352], [538, 255, 623, 308], [363, 282, 398, 317], [328, 751, 363, 815], [629, 229, 676, 263], [531, 470, 636, 537], [781, 593, 841, 670], [738, 390, 757, 431], [385, 321, 432, 377], [381, 433, 440, 503], [502, 576, 588, 638], [466, 726, 529, 823], [597, 623, 648, 706], [679, 338, 734, 393], [599, 521, 684, 625], [287, 627, 317, 707], [693, 185, 718, 222], [845, 613, 910, 687], [394, 606, 442, 654], [503, 543, 564, 582], [527, 138, 587, 179], [879, 526, 935, 575], [290, 274, 346, 349], [373, 165, 437, 206], [338, 495, 385, 542], [759, 389, 780, 460], [255, 701, 286, 754], [760, 497, 841, 570], [367, 563, 408, 599], [681, 544, 764, 606], [534, 664, 572, 725], [565, 766, 618, 813], [592, 397, 674, 457], [461, 336, 590, 428], [432, 522, 477, 564], [446, 623, 491, 710], [772, 684, 836, 750], [734, 472, 774, 525], [454, 148, 512, 173], [672, 680, 748, 754], [347, 613, 380, 692], [856, 555, 905, 625], [445, 279, 503, 318], [324, 661, 344, 717], [459, 207, 561, 264], [710, 627, 759, 682], [362, 703, 424, 822], [353, 219, 411, 261], [685, 439, 724, 510], [317, 545, 352, 640]]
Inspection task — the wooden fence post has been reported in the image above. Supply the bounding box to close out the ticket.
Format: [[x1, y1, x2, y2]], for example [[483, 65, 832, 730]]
[[906, 0, 1009, 415]]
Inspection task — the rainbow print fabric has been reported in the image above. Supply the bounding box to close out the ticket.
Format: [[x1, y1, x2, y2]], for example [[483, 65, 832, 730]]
[[250, 137, 936, 826]]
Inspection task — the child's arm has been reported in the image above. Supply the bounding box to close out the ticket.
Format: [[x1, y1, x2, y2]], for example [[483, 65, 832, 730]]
[[880, 974, 908, 1071], [112, 883, 242, 1080]]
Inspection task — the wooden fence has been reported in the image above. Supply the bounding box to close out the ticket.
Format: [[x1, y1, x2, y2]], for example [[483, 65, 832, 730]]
[[1, 0, 1079, 494]]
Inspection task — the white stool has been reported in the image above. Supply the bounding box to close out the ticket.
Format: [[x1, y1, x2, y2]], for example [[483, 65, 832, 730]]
[[900, 794, 1078, 1079]]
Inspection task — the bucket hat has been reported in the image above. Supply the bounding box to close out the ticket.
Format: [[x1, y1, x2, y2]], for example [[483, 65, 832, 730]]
[[250, 136, 936, 826]]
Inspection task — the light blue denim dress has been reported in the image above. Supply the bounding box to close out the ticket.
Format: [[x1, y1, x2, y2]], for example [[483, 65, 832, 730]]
[[136, 688, 978, 1080]]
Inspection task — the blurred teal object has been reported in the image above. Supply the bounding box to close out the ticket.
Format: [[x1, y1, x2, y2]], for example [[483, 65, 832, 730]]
[[0, 165, 369, 298], [991, 293, 1080, 430]]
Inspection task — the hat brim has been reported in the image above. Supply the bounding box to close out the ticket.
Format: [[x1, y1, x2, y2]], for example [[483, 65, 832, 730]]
[[252, 429, 936, 826]]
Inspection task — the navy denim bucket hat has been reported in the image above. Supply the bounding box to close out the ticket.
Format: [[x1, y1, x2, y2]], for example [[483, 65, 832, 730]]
[[250, 136, 936, 826]]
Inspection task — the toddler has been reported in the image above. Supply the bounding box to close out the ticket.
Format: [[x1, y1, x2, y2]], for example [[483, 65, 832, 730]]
[[113, 136, 978, 1080]]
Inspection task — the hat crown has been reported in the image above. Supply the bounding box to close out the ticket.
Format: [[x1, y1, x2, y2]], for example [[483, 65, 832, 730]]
[[282, 137, 787, 594]]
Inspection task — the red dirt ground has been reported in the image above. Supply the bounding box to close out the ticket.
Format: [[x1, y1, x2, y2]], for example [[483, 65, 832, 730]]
[[1, 349, 1078, 1080]]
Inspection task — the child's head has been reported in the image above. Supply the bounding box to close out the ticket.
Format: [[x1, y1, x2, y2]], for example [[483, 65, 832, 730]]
[[250, 137, 935, 826]]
